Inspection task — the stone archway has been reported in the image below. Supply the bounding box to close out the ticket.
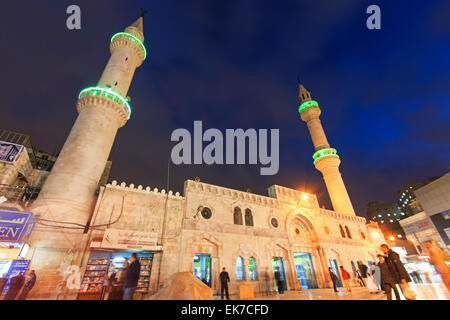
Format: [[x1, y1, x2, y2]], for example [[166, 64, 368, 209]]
[[185, 233, 223, 294], [285, 210, 326, 289]]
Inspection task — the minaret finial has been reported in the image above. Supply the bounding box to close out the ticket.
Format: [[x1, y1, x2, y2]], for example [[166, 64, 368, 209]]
[[140, 8, 148, 19], [297, 77, 312, 103]]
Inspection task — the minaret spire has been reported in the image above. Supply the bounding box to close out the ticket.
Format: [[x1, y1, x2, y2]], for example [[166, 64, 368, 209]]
[[297, 78, 356, 215]]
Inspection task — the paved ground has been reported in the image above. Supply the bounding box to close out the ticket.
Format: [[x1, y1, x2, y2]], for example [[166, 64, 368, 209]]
[[214, 283, 450, 300]]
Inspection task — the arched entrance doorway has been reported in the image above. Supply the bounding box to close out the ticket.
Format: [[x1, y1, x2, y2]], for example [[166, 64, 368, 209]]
[[286, 211, 323, 290]]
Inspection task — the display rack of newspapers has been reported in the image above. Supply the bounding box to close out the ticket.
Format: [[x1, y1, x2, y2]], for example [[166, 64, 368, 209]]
[[136, 256, 153, 293], [77, 258, 109, 300]]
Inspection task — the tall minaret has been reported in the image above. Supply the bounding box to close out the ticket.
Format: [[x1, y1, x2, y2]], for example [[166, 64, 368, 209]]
[[31, 16, 147, 226], [297, 78, 355, 215]]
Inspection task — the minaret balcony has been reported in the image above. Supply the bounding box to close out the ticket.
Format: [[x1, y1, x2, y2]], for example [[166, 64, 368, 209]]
[[312, 148, 339, 165], [110, 32, 147, 61], [298, 100, 319, 115], [77, 86, 131, 123]]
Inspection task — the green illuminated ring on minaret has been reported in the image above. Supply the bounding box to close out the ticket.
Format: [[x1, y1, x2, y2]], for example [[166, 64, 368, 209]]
[[298, 100, 319, 114], [313, 148, 339, 165], [111, 32, 147, 60], [78, 86, 132, 120]]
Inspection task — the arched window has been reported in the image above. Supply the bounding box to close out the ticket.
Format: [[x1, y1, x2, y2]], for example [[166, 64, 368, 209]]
[[236, 256, 245, 280], [248, 257, 257, 280], [345, 226, 352, 239], [339, 225, 346, 238], [245, 209, 254, 226], [233, 207, 243, 225]]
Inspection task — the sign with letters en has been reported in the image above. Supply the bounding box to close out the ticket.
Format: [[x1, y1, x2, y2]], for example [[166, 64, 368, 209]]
[[0, 210, 35, 243], [100, 228, 161, 251]]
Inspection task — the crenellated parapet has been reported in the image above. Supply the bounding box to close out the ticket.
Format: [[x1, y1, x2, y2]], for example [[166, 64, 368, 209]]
[[106, 180, 184, 200], [185, 179, 279, 208]]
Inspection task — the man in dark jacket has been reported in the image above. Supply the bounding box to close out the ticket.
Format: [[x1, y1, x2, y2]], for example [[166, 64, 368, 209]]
[[357, 260, 368, 286], [274, 267, 284, 294], [328, 267, 338, 292], [3, 272, 25, 300], [377, 254, 401, 300], [123, 253, 141, 300], [219, 267, 230, 300], [17, 270, 36, 300], [380, 244, 411, 285]]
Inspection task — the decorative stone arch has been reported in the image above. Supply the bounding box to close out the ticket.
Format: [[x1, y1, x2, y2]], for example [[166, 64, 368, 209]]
[[285, 209, 320, 245], [185, 233, 223, 293], [265, 241, 295, 291]]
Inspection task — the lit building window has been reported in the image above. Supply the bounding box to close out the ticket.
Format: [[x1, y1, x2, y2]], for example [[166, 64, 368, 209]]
[[248, 257, 257, 280], [378, 214, 382, 217], [381, 220, 384, 223], [401, 213, 405, 216], [236, 256, 245, 280], [387, 214, 391, 216], [398, 235, 403, 238], [390, 219, 393, 223]]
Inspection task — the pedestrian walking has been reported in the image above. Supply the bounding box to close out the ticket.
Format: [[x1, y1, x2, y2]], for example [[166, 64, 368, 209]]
[[17, 270, 36, 300], [263, 269, 270, 296], [123, 253, 141, 300], [369, 261, 382, 291], [3, 272, 25, 300], [328, 267, 338, 292], [425, 240, 450, 293], [274, 267, 284, 294], [380, 244, 416, 300], [357, 261, 368, 286], [110, 260, 128, 300], [355, 270, 365, 287], [339, 266, 351, 293], [219, 267, 230, 300], [376, 254, 401, 300]]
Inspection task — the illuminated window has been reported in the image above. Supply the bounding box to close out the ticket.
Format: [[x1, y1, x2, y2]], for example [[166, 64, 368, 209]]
[[401, 213, 405, 216], [378, 214, 382, 217], [236, 256, 245, 280], [390, 219, 393, 223], [248, 257, 258, 280]]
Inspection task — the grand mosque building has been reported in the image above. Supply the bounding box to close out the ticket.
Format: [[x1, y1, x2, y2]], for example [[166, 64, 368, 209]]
[[0, 15, 385, 299]]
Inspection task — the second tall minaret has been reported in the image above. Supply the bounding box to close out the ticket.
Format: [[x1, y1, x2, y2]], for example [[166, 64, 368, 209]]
[[297, 78, 356, 215]]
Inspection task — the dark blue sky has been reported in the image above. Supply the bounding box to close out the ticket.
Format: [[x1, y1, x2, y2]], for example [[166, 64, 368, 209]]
[[1, 0, 449, 216]]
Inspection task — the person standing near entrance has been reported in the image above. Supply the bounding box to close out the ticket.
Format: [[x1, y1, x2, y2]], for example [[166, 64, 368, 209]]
[[123, 253, 141, 300], [328, 267, 338, 292], [219, 267, 230, 300], [369, 261, 382, 292], [339, 266, 351, 293], [274, 267, 284, 294], [17, 270, 36, 300]]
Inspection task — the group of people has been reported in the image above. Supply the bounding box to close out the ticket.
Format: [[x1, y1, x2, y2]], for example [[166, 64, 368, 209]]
[[0, 269, 36, 300], [105, 252, 141, 300], [329, 243, 417, 300]]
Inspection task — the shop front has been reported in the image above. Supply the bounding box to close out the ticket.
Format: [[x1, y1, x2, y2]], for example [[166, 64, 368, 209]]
[[0, 209, 34, 294], [293, 253, 318, 289], [80, 228, 162, 300]]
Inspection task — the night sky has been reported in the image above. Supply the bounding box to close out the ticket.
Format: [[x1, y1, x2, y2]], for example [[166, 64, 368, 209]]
[[1, 1, 449, 217]]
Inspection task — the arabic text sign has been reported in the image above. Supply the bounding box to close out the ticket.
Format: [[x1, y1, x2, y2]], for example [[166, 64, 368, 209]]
[[101, 229, 159, 250], [0, 141, 24, 163], [0, 210, 35, 243]]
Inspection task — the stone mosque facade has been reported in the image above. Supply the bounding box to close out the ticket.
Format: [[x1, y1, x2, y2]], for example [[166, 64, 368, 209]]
[[3, 16, 385, 299]]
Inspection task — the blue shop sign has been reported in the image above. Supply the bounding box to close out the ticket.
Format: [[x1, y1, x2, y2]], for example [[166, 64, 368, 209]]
[[2, 259, 30, 295], [0, 210, 35, 243]]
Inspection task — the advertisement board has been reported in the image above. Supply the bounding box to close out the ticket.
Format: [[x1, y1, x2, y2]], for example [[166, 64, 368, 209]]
[[0, 210, 35, 243], [0, 141, 23, 163], [2, 259, 30, 295], [100, 228, 161, 250]]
